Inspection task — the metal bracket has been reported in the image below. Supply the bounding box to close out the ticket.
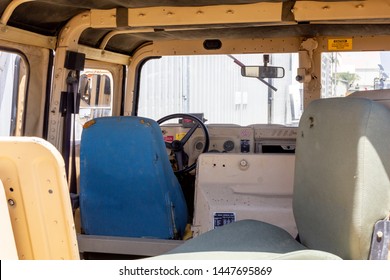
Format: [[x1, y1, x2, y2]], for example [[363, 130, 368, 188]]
[[369, 217, 390, 260], [296, 38, 318, 83], [77, 234, 184, 257]]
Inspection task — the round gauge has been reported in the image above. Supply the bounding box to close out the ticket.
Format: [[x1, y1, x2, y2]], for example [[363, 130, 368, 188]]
[[223, 140, 235, 152], [195, 141, 204, 150]]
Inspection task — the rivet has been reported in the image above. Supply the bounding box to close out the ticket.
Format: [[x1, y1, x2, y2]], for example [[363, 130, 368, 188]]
[[138, 13, 145, 17], [8, 199, 15, 206], [196, 10, 204, 15], [356, 4, 364, 9], [376, 231, 383, 242], [322, 6, 330, 10], [226, 10, 234, 15]]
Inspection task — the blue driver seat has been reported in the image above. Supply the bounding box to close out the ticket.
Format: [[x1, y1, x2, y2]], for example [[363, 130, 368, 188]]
[[79, 117, 188, 239]]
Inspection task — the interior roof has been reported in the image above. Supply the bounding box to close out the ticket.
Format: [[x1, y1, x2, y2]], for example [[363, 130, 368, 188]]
[[2, 0, 287, 35], [2, 1, 390, 56]]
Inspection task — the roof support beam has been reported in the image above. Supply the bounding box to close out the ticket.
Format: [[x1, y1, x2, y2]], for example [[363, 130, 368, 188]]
[[293, 1, 390, 22], [0, 25, 56, 49], [99, 2, 285, 50], [0, 0, 34, 25], [48, 9, 118, 149], [126, 2, 283, 27]]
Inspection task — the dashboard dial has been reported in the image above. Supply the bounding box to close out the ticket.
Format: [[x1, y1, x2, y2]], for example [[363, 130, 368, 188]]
[[195, 141, 204, 150], [223, 140, 235, 152]]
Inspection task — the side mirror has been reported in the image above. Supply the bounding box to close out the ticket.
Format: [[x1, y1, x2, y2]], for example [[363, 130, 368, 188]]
[[241, 66, 285, 79]]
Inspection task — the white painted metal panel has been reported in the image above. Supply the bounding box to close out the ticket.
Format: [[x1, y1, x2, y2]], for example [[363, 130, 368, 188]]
[[192, 153, 297, 237]]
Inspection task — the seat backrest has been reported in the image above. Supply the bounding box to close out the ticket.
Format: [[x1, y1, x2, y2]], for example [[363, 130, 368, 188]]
[[0, 137, 79, 260], [348, 89, 390, 109], [293, 97, 390, 259], [79, 116, 188, 239]]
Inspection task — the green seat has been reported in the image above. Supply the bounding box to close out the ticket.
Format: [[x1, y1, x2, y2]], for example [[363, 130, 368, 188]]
[[154, 97, 390, 260]]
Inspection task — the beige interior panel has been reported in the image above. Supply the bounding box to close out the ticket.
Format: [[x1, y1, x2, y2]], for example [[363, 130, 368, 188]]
[[127, 2, 283, 27], [0, 137, 79, 260], [192, 153, 297, 237], [0, 179, 18, 259]]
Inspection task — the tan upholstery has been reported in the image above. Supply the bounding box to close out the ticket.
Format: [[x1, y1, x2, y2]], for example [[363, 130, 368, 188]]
[[0, 137, 79, 260]]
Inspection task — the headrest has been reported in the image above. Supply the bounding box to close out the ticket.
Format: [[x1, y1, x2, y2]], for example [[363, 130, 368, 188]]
[[348, 89, 390, 109]]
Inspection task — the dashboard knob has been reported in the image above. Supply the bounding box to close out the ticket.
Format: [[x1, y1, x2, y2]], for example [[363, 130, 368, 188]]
[[239, 159, 249, 170]]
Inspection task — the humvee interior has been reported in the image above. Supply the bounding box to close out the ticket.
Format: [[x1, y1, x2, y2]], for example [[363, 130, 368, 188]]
[[0, 0, 390, 260]]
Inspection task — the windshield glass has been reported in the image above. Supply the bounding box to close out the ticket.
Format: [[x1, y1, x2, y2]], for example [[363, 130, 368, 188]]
[[138, 53, 302, 126]]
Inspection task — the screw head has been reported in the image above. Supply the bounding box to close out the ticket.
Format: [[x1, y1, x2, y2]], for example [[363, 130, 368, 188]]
[[376, 231, 383, 242]]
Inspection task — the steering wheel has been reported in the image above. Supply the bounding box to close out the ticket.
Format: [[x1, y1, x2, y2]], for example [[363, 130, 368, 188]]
[[157, 113, 210, 174]]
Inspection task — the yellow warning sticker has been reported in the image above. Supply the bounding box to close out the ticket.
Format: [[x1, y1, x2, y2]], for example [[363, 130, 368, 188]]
[[328, 39, 353, 51], [176, 133, 186, 140]]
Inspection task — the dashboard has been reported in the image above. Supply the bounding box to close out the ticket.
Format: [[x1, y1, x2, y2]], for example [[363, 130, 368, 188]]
[[160, 122, 298, 168], [160, 120, 299, 236]]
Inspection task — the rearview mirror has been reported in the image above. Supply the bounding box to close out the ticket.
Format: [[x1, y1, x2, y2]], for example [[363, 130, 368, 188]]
[[241, 66, 285, 79]]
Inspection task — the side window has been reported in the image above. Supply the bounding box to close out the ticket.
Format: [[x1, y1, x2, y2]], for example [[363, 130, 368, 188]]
[[0, 51, 27, 136], [75, 69, 113, 141], [321, 51, 390, 97], [74, 69, 114, 182]]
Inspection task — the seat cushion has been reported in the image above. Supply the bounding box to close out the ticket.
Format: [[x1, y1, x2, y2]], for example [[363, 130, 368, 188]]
[[167, 219, 306, 254], [152, 250, 341, 260]]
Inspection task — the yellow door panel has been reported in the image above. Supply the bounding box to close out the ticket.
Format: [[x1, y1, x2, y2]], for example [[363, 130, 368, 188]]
[[0, 137, 79, 260]]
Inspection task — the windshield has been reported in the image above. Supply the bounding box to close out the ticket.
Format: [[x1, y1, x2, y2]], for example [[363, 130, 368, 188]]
[[138, 53, 302, 126]]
